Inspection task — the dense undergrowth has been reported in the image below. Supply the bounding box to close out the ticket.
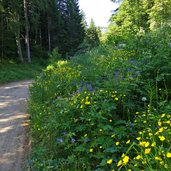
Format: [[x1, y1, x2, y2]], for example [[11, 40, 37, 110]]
[[0, 59, 47, 84], [28, 29, 171, 171]]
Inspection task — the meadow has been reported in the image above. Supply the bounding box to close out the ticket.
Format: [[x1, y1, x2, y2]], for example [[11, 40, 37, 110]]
[[28, 29, 171, 171]]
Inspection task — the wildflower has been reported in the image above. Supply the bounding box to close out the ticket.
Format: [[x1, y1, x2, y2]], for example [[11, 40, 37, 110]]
[[80, 105, 83, 108], [115, 97, 119, 101], [149, 133, 153, 136], [109, 119, 112, 122], [158, 127, 164, 133], [145, 141, 150, 147], [139, 131, 142, 135], [89, 148, 93, 152], [136, 112, 139, 115], [143, 120, 147, 124], [127, 169, 132, 171], [85, 101, 90, 105], [158, 120, 162, 126], [166, 152, 171, 158], [126, 140, 130, 144], [155, 156, 162, 161], [139, 141, 146, 147], [161, 113, 166, 118], [99, 146, 103, 149], [142, 97, 147, 101], [123, 155, 129, 164], [116, 141, 120, 146], [136, 137, 141, 140], [117, 160, 122, 167], [158, 135, 165, 141], [151, 142, 156, 147], [107, 159, 113, 164], [145, 148, 151, 154], [136, 155, 142, 160], [56, 138, 63, 143], [71, 138, 76, 143]]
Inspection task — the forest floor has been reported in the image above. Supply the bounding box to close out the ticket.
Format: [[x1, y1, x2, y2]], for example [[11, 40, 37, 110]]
[[0, 80, 32, 171]]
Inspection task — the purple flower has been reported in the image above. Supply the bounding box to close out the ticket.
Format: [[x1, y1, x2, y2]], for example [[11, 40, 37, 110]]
[[71, 138, 76, 143], [62, 131, 67, 135], [56, 138, 63, 143]]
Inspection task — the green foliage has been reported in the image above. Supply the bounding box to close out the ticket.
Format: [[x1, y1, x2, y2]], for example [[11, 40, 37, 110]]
[[28, 26, 171, 170]]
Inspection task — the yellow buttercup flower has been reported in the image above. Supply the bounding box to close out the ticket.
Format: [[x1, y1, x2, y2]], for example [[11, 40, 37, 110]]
[[123, 155, 129, 164], [166, 152, 171, 158], [155, 156, 162, 161], [158, 120, 162, 126], [126, 140, 130, 144], [145, 148, 151, 154], [107, 159, 113, 164], [159, 127, 164, 133], [89, 148, 93, 152], [158, 135, 165, 141], [145, 141, 150, 147], [85, 101, 90, 105], [139, 141, 146, 147], [135, 155, 141, 160], [161, 113, 166, 118], [115, 97, 119, 101], [117, 160, 122, 167], [136, 137, 141, 140], [116, 141, 120, 146], [151, 142, 156, 147], [148, 133, 153, 136]]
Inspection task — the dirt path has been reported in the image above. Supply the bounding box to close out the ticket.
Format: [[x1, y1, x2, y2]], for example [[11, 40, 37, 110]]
[[0, 80, 32, 171]]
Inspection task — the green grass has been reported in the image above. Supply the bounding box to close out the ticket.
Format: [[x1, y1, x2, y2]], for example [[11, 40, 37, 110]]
[[0, 59, 47, 84]]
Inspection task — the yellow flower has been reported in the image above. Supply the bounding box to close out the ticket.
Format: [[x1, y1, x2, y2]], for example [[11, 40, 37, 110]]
[[148, 133, 153, 136], [121, 153, 125, 157], [85, 101, 90, 105], [107, 159, 113, 164], [135, 155, 142, 160], [127, 169, 132, 171], [80, 105, 83, 108], [159, 127, 164, 133], [145, 141, 150, 147], [136, 112, 139, 114], [109, 119, 112, 122], [99, 146, 103, 149], [126, 140, 130, 144], [151, 142, 156, 147], [155, 156, 162, 161], [145, 148, 151, 154], [89, 148, 93, 152], [136, 137, 141, 141], [116, 141, 120, 146], [117, 160, 122, 167], [158, 120, 162, 126], [139, 131, 143, 135], [166, 152, 171, 158], [143, 120, 147, 124], [123, 155, 129, 164], [115, 97, 119, 101], [158, 135, 165, 141], [161, 113, 166, 118], [139, 141, 146, 147]]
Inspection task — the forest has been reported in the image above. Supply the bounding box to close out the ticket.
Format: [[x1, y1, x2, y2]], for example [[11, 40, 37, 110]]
[[1, 0, 171, 170]]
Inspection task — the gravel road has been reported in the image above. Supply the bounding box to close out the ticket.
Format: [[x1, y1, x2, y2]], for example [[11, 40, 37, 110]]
[[0, 80, 32, 171]]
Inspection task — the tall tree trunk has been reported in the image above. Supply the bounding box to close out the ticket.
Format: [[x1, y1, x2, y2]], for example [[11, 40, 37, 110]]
[[48, 16, 51, 52], [16, 29, 23, 63], [24, 0, 31, 63]]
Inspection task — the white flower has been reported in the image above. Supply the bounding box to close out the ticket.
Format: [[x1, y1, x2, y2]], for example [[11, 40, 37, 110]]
[[142, 97, 147, 101]]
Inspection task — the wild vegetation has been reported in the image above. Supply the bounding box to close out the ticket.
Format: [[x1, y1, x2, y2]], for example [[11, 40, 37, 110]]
[[1, 0, 171, 170]]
